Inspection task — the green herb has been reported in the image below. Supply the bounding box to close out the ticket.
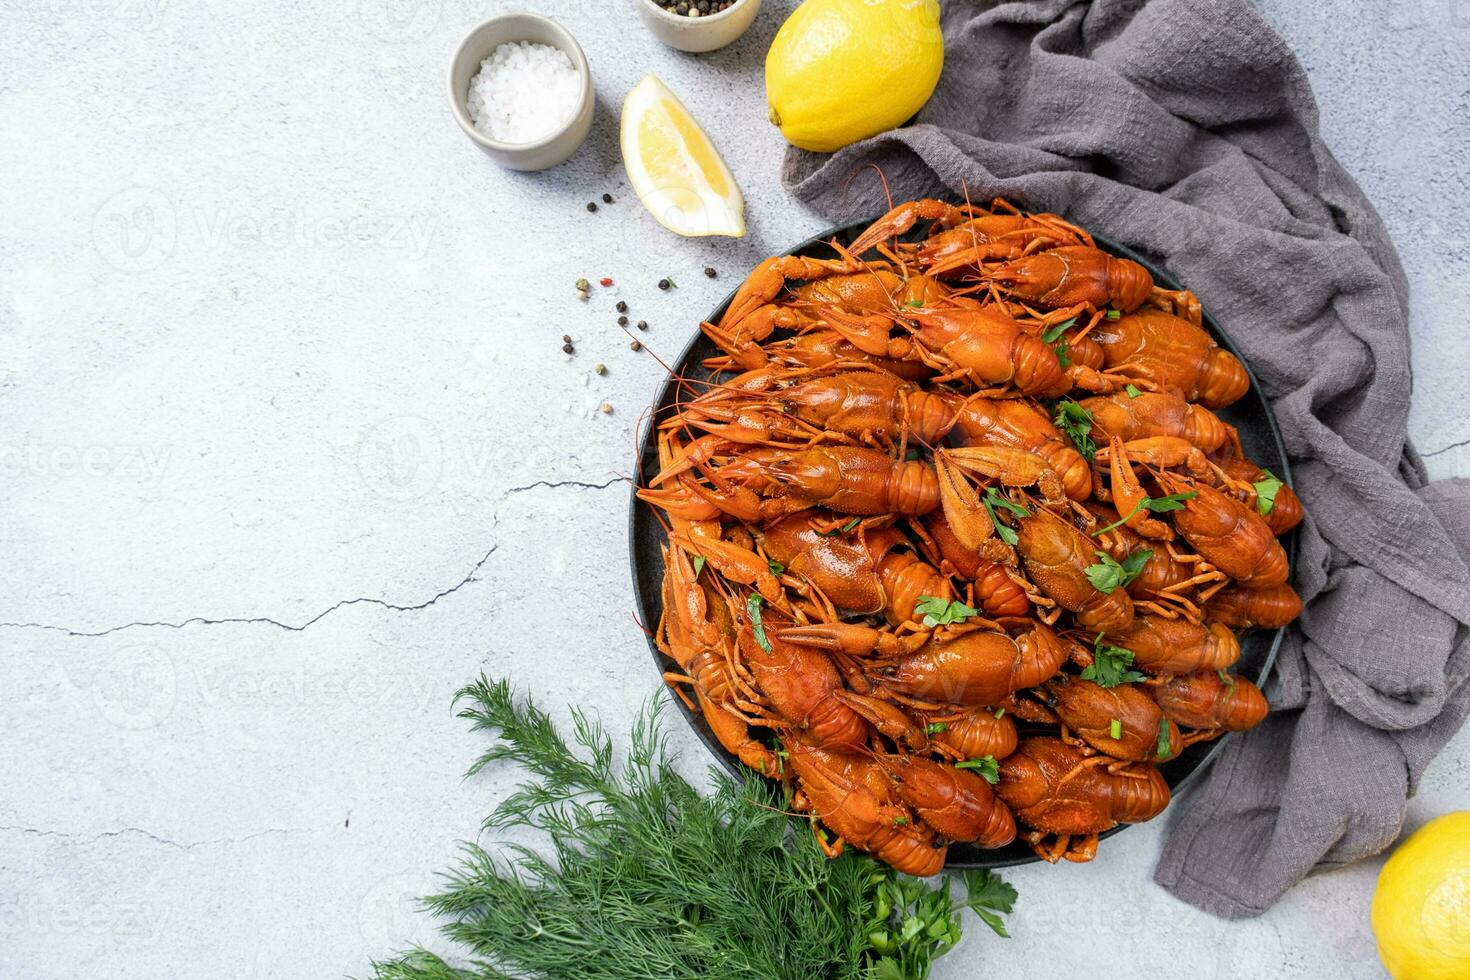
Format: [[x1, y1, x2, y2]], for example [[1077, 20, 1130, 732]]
[[994, 707, 1005, 719], [1125, 384, 1143, 398], [981, 487, 1029, 547], [369, 678, 1016, 980], [1053, 343, 1071, 368], [1053, 400, 1096, 461], [925, 721, 948, 735], [1040, 316, 1077, 343], [1217, 668, 1237, 693], [955, 755, 1000, 784], [768, 559, 786, 576], [1106, 308, 1121, 320], [892, 816, 908, 826], [1109, 718, 1123, 740], [904, 299, 924, 308], [1156, 718, 1173, 759], [1081, 634, 1145, 688], [1092, 491, 1198, 536], [914, 595, 979, 629], [817, 516, 862, 537], [748, 594, 772, 653], [692, 555, 707, 577], [1083, 548, 1152, 594], [1253, 469, 1284, 516]]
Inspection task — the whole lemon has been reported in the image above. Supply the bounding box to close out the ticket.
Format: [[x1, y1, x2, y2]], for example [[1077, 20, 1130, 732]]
[[765, 0, 944, 153], [1372, 811, 1470, 979]]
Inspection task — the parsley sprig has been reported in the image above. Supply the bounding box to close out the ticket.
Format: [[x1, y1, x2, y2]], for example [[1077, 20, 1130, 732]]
[[1084, 548, 1152, 594], [914, 595, 978, 628], [1040, 316, 1077, 343], [1053, 400, 1096, 461], [955, 755, 1000, 784], [982, 487, 1029, 546], [747, 594, 772, 653], [1081, 634, 1145, 688], [1092, 490, 1198, 536], [1253, 469, 1284, 516], [1155, 718, 1173, 759]]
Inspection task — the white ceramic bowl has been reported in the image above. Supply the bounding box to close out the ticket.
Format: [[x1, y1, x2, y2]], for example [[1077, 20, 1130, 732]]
[[448, 13, 595, 171], [634, 0, 762, 53]]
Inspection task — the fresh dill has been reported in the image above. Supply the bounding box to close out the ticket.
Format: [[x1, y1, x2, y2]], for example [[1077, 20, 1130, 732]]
[[369, 678, 1017, 980]]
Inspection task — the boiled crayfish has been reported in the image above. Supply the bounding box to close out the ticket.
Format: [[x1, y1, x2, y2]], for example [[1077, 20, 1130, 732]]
[[639, 197, 1302, 871]]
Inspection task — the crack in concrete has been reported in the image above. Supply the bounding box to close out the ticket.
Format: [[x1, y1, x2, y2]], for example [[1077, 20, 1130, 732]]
[[1424, 436, 1470, 459], [0, 825, 301, 850], [506, 476, 624, 494], [0, 543, 499, 638], [0, 475, 626, 639]]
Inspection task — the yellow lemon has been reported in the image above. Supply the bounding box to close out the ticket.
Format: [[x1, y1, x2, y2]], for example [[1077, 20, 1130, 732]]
[[1372, 811, 1470, 980], [621, 74, 745, 238], [765, 0, 944, 153]]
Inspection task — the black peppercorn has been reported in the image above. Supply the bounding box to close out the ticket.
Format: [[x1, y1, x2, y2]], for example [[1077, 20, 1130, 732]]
[[658, 278, 671, 290], [616, 300, 628, 313], [602, 193, 613, 204], [618, 315, 629, 326], [586, 202, 598, 213], [704, 266, 717, 278], [636, 319, 648, 331], [562, 343, 574, 354]]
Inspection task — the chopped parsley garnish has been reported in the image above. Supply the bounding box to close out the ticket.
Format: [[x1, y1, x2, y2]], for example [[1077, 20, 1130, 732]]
[[1081, 633, 1145, 688], [982, 487, 1029, 546], [1156, 718, 1173, 759], [747, 594, 772, 653], [1040, 316, 1077, 343], [1092, 491, 1198, 536], [1083, 548, 1152, 594], [914, 595, 978, 628], [1053, 400, 1096, 461], [1253, 469, 1284, 516], [955, 756, 1000, 784]]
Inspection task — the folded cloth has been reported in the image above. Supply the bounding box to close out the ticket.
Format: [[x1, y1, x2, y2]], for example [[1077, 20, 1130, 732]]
[[782, 0, 1470, 918]]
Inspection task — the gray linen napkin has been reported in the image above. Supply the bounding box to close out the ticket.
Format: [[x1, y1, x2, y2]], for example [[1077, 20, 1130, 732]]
[[781, 0, 1470, 918]]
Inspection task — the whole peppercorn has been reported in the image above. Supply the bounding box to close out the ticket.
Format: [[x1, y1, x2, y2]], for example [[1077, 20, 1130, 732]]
[[562, 334, 572, 343], [636, 319, 648, 331], [595, 363, 608, 375], [630, 339, 642, 351], [616, 300, 628, 313], [704, 266, 717, 278], [617, 315, 629, 326], [562, 342, 574, 354], [658, 278, 671, 290], [602, 193, 613, 204], [586, 202, 598, 213]]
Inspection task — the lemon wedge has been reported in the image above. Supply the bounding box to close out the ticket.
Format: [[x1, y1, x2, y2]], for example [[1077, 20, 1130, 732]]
[[620, 75, 745, 238]]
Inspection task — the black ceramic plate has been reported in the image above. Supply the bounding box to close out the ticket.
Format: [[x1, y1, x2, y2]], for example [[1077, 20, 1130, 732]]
[[628, 219, 1293, 868]]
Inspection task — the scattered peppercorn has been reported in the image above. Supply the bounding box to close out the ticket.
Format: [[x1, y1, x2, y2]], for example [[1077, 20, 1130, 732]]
[[616, 300, 628, 313], [562, 334, 572, 343], [601, 403, 614, 414], [704, 266, 717, 278], [658, 278, 671, 290], [618, 315, 629, 326], [630, 339, 642, 351], [602, 193, 613, 204], [586, 202, 598, 213], [562, 342, 574, 354], [595, 363, 607, 375], [636, 319, 648, 331], [600, 277, 614, 287], [575, 278, 589, 291]]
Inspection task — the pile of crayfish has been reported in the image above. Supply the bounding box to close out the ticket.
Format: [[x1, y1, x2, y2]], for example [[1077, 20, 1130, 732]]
[[637, 197, 1304, 871]]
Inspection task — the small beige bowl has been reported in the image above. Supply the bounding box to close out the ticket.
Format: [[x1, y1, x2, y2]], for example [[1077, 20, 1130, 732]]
[[448, 13, 595, 171], [635, 0, 762, 53]]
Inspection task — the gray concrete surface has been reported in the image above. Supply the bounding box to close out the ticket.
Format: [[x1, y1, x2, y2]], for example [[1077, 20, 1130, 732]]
[[0, 1, 1465, 977]]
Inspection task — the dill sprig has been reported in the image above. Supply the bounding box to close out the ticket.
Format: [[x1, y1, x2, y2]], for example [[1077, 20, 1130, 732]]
[[369, 677, 1015, 980]]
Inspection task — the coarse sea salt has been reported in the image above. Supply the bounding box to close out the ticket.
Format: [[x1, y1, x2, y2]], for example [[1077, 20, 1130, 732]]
[[467, 41, 581, 144]]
